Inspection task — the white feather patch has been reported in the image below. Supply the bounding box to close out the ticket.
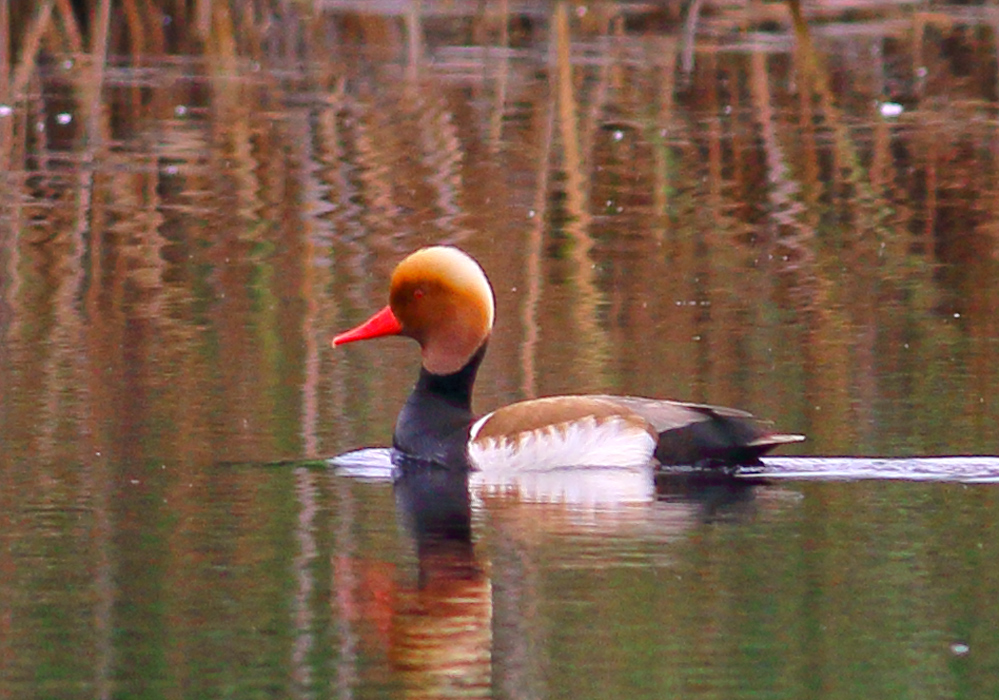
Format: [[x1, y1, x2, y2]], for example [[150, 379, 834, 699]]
[[468, 414, 656, 472]]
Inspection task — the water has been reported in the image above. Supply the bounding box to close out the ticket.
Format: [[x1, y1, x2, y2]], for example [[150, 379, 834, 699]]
[[3, 1, 999, 698]]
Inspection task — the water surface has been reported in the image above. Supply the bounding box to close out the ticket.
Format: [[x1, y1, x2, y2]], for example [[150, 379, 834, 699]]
[[2, 2, 999, 698]]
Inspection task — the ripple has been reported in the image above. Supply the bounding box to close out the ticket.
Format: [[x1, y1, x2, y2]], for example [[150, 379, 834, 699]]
[[327, 447, 394, 481], [330, 451, 999, 484], [754, 456, 999, 483]]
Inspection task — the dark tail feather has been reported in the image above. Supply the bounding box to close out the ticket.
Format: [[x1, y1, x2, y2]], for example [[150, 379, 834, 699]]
[[654, 406, 804, 467]]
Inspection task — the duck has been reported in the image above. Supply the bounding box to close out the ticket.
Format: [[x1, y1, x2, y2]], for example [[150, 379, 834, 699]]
[[332, 246, 803, 472]]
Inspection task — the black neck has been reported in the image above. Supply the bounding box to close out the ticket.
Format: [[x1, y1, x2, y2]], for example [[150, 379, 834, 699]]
[[392, 342, 488, 468], [414, 342, 487, 411]]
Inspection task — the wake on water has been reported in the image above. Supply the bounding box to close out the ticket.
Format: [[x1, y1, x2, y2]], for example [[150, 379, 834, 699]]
[[329, 449, 999, 484]]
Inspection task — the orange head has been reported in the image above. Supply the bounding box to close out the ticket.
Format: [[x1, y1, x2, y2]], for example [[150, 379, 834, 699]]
[[333, 246, 495, 375]]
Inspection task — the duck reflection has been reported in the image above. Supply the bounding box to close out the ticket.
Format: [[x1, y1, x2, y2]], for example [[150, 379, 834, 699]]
[[390, 460, 492, 699], [655, 470, 766, 522], [331, 448, 786, 697], [468, 460, 766, 552]]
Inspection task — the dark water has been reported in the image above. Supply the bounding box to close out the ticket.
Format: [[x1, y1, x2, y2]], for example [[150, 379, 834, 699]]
[[3, 2, 999, 698]]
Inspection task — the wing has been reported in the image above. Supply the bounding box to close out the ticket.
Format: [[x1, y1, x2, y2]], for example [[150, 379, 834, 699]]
[[589, 395, 805, 467]]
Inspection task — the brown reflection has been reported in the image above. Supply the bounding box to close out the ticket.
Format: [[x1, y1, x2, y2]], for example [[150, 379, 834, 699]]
[[292, 467, 319, 696], [519, 73, 554, 399], [553, 2, 608, 390], [392, 467, 491, 698], [9, 1, 52, 101]]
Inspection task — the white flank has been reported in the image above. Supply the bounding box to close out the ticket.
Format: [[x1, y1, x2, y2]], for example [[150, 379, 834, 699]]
[[468, 414, 656, 472]]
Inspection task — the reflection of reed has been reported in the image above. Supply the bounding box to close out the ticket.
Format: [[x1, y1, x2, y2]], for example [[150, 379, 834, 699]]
[[0, 0, 10, 102], [650, 41, 678, 228], [9, 0, 54, 100], [316, 93, 375, 451], [351, 98, 404, 244], [290, 107, 332, 458], [410, 84, 469, 245], [487, 0, 511, 147], [748, 50, 814, 276], [405, 0, 423, 83], [330, 476, 361, 696], [91, 447, 114, 700], [788, 2, 878, 450], [292, 467, 318, 697], [554, 2, 608, 389], [680, 0, 703, 81], [519, 82, 554, 399]]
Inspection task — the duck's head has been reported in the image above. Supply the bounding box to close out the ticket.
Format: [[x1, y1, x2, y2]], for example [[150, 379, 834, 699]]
[[332, 246, 495, 375]]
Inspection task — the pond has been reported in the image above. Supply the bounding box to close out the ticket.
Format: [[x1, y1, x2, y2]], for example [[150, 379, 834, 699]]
[[2, 1, 999, 698]]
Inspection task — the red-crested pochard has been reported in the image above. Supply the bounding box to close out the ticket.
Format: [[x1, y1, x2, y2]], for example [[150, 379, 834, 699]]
[[333, 246, 803, 471]]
